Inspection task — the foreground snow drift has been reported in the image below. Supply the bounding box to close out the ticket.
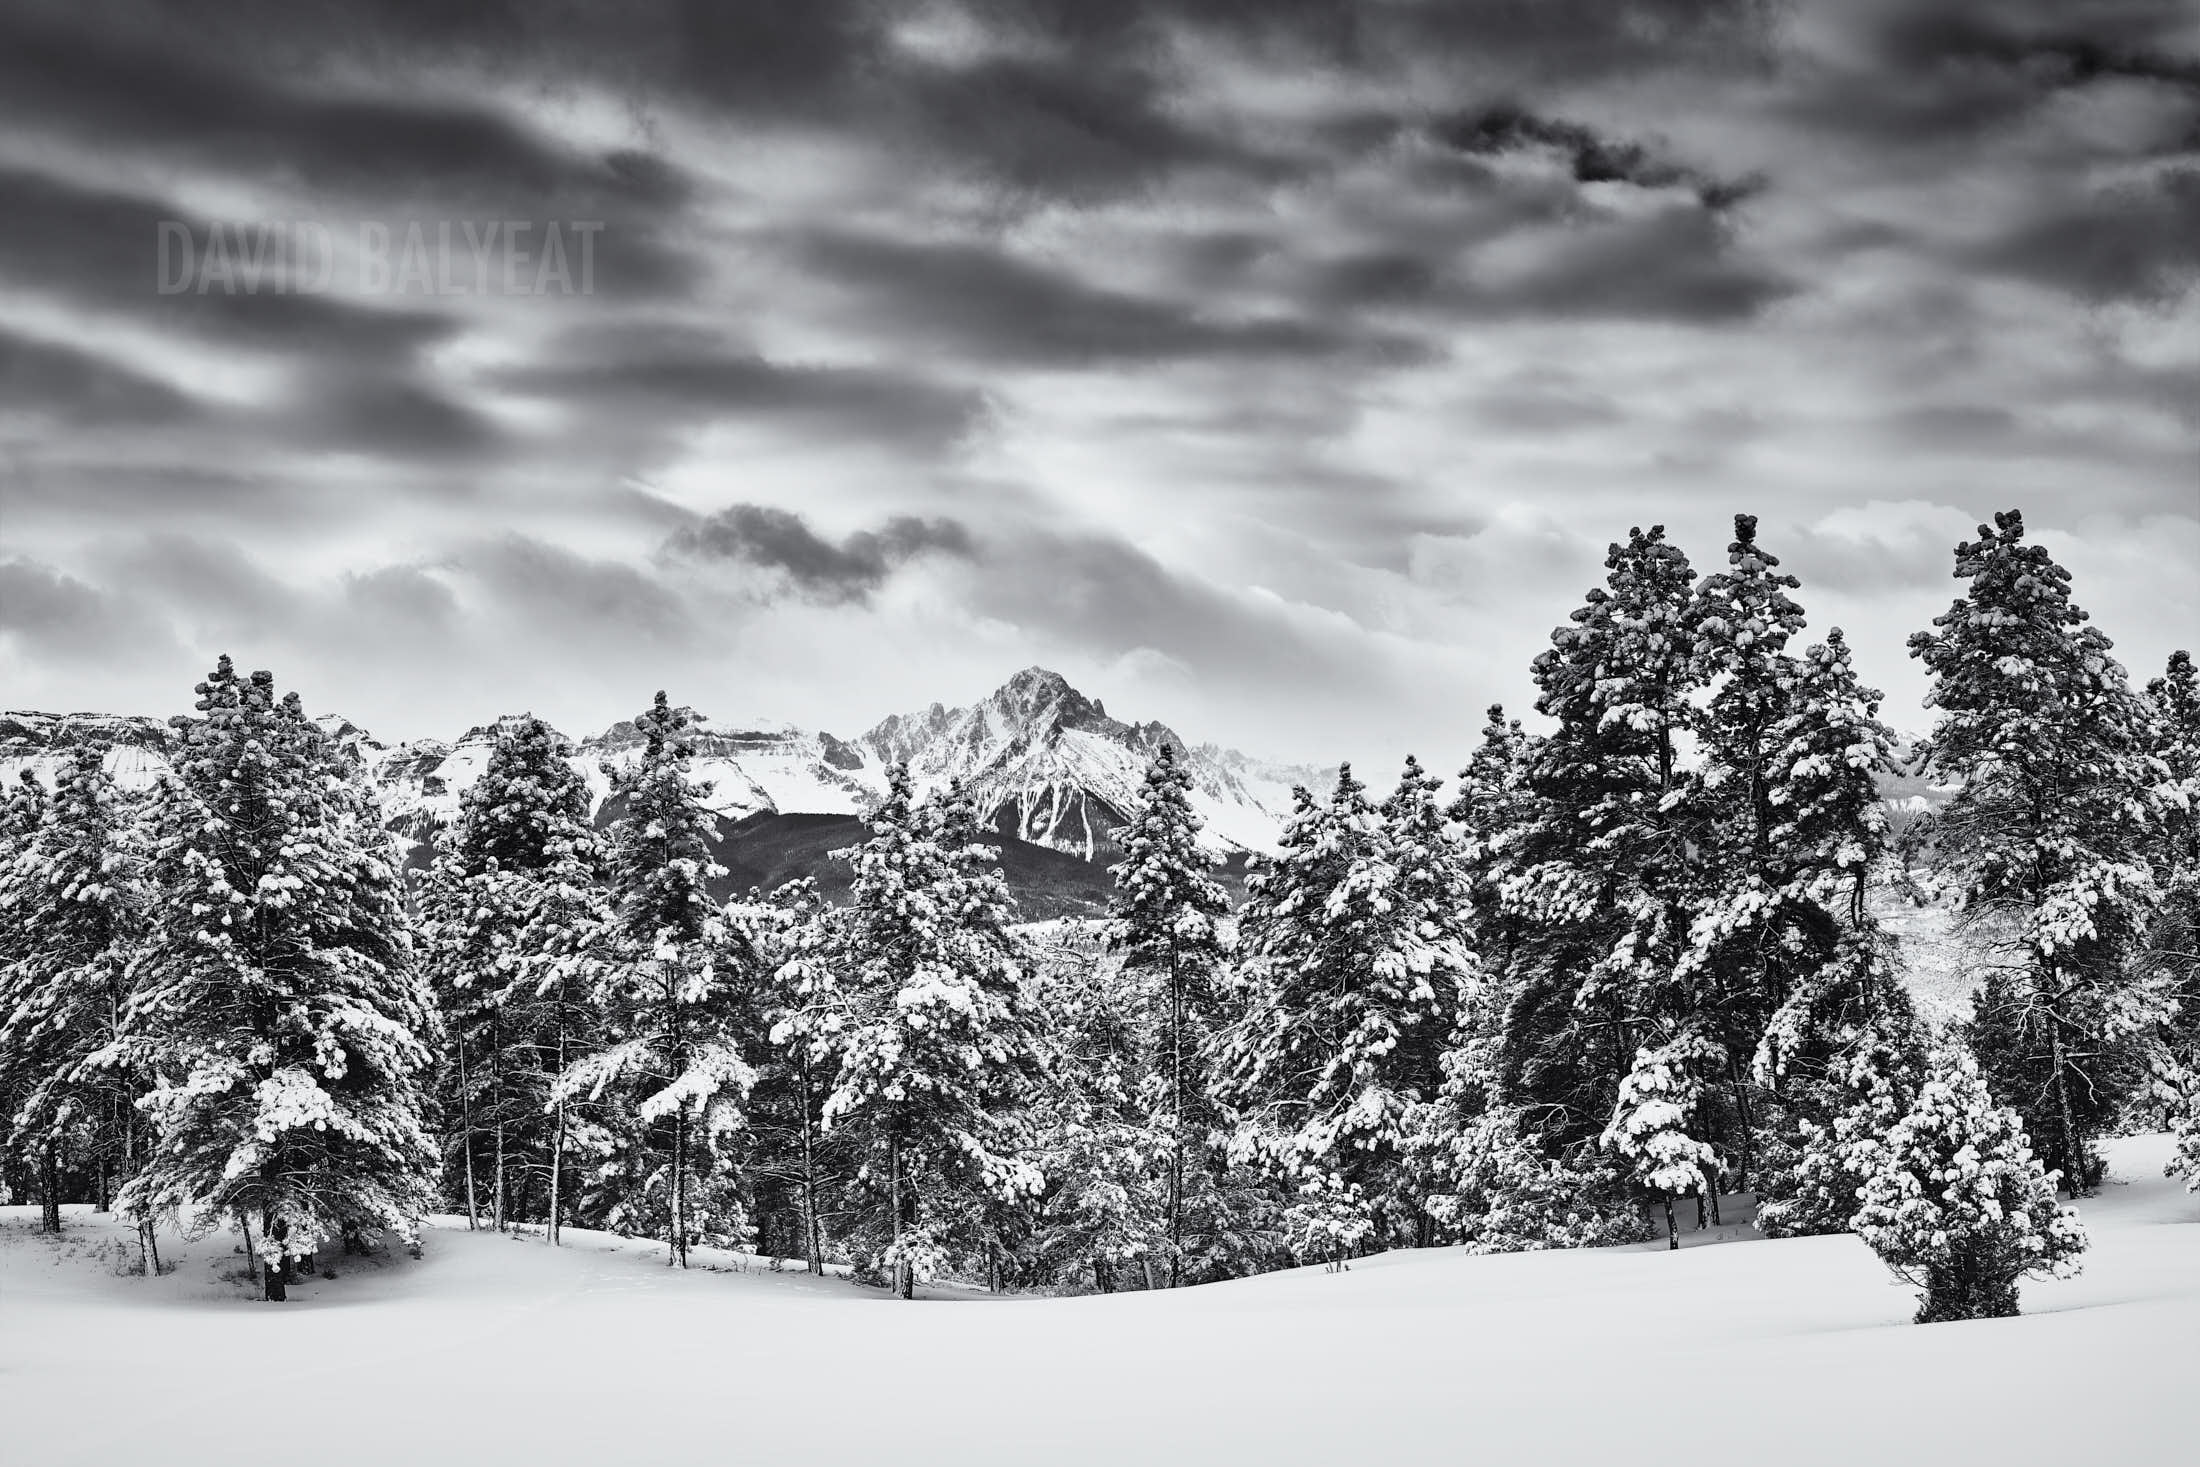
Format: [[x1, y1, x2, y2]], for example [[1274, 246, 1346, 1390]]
[[3, 1135, 2192, 1467]]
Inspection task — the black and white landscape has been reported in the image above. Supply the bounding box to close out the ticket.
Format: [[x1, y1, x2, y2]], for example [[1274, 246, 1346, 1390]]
[[2, 3, 2197, 1465]]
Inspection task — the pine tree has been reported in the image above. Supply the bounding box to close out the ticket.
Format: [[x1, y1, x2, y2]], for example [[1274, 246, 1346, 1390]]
[[1601, 1031, 1723, 1249], [1910, 510, 2169, 1194], [1220, 761, 1473, 1258], [417, 715, 609, 1241], [0, 769, 46, 1215], [1681, 514, 1813, 1185], [1494, 526, 1706, 1162], [2142, 651, 2199, 1189], [556, 692, 756, 1267], [1105, 739, 1232, 1286], [1854, 1048, 2087, 1322], [752, 877, 852, 1274], [1447, 704, 1539, 972], [797, 767, 1044, 1297], [1007, 925, 1170, 1292], [0, 740, 146, 1245], [112, 658, 438, 1300]]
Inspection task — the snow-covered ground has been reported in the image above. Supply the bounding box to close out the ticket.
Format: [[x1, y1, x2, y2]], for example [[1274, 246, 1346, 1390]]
[[4, 1136, 2192, 1466]]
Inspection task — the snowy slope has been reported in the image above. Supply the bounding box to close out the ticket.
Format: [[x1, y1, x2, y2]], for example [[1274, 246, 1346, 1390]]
[[3, 1134, 2191, 1467]]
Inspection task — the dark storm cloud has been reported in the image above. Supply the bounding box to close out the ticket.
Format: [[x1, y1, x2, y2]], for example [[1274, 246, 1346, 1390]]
[[343, 566, 458, 629], [1435, 104, 1765, 210], [464, 535, 695, 644], [93, 535, 307, 637], [1293, 203, 1791, 326], [960, 527, 1366, 689], [282, 372, 506, 463], [886, 51, 1273, 201], [491, 324, 986, 451], [0, 558, 169, 659], [0, 464, 318, 528], [0, 168, 457, 361], [1783, 0, 2200, 146], [665, 505, 975, 606], [0, 328, 203, 428], [1481, 207, 1794, 322], [1971, 168, 2200, 303], [797, 230, 1431, 368], [0, 10, 694, 220]]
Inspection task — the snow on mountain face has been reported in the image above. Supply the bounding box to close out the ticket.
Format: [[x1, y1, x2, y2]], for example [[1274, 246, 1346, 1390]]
[[0, 712, 176, 794], [0, 670, 1307, 859], [855, 667, 1304, 859]]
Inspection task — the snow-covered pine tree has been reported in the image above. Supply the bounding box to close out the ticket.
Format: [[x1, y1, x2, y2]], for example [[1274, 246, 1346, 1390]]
[[1105, 739, 1232, 1286], [1447, 705, 1539, 971], [1728, 627, 1920, 1228], [1219, 761, 1473, 1258], [1495, 527, 1705, 1163], [1910, 510, 2169, 1194], [0, 740, 147, 1248], [1681, 514, 1811, 1184], [800, 766, 1044, 1297], [749, 877, 853, 1273], [1006, 923, 1169, 1292], [417, 715, 609, 1240], [1854, 1048, 2087, 1322], [113, 658, 438, 1300], [0, 769, 46, 1214], [2144, 650, 2200, 1189], [1423, 706, 1655, 1252], [556, 692, 756, 1268], [1601, 1031, 1723, 1249], [1754, 631, 1907, 1058]]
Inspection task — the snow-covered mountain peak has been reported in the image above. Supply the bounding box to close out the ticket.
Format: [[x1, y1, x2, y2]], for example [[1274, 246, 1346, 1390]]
[[0, 671, 1309, 863]]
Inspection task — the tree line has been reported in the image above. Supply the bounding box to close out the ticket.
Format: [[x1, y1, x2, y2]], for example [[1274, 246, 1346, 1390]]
[[3, 510, 2195, 1322]]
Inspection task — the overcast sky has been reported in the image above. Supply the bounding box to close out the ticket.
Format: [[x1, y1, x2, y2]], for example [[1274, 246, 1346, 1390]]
[[1, 0, 2194, 767]]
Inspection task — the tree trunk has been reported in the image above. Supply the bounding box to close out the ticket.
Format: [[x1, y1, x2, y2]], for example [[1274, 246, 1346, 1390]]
[[262, 1213, 288, 1302], [548, 1100, 566, 1246], [670, 1110, 688, 1269], [1663, 1197, 1679, 1251], [494, 1114, 507, 1232], [1728, 1052, 1756, 1193], [39, 1143, 62, 1233], [2048, 1005, 2089, 1197], [1167, 947, 1185, 1289], [797, 1058, 823, 1276], [889, 1135, 912, 1300], [458, 1029, 480, 1230], [548, 1009, 569, 1245], [137, 1216, 159, 1278]]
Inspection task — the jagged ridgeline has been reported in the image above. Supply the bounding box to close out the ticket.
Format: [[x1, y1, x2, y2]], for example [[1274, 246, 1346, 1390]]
[[0, 669, 1307, 918]]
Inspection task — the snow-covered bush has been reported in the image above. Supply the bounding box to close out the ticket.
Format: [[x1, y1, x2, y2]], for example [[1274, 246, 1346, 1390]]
[[1854, 1050, 2087, 1323], [1756, 1024, 1929, 1239], [1602, 1033, 1722, 1249]]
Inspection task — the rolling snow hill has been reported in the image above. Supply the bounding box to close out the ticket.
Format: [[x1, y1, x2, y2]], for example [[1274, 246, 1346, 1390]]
[[2, 1134, 2191, 1467]]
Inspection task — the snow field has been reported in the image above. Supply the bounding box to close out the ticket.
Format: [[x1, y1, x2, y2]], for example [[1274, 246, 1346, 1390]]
[[2, 1135, 2191, 1467]]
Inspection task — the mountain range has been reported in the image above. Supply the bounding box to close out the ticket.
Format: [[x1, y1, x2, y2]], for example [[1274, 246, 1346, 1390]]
[[0, 668, 1318, 919]]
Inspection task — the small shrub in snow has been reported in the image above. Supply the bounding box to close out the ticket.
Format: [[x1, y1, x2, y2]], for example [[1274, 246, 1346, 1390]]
[[1854, 1050, 2087, 1323]]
